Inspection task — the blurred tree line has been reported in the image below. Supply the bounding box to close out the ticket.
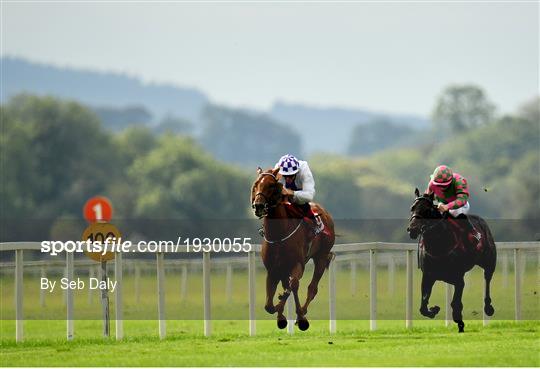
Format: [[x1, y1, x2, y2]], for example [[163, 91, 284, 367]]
[[0, 87, 538, 243], [0, 95, 252, 242], [316, 86, 538, 240]]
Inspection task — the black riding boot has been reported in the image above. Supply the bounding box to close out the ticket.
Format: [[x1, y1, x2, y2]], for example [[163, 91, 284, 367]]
[[300, 203, 323, 236], [456, 213, 482, 244]]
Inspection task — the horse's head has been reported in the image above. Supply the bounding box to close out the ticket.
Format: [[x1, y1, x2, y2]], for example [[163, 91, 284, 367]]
[[407, 188, 439, 239], [251, 167, 283, 218]]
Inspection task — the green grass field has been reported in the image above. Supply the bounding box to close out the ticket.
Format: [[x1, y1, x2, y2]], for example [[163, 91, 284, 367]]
[[1, 253, 539, 366], [1, 320, 539, 366]]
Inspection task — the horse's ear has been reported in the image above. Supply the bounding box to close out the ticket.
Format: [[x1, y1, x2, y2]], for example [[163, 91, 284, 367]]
[[272, 167, 280, 176], [414, 188, 420, 198], [256, 166, 262, 175], [428, 192, 434, 201]]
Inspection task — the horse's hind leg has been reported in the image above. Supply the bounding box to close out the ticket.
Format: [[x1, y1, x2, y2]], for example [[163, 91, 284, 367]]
[[451, 277, 465, 333], [301, 253, 328, 316], [483, 268, 495, 316], [419, 273, 440, 318], [264, 273, 279, 314]]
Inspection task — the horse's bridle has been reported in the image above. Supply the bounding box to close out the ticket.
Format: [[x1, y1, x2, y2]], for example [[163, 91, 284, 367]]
[[252, 172, 279, 218], [252, 172, 305, 244], [409, 197, 444, 234]]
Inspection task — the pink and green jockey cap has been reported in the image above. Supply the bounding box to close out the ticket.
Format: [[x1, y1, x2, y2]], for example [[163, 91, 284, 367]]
[[430, 165, 454, 186]]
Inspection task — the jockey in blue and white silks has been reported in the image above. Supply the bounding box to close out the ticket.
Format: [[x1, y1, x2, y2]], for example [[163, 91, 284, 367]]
[[275, 154, 322, 235], [275, 154, 316, 205]]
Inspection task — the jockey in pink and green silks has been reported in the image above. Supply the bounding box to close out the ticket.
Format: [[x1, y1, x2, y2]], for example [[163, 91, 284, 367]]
[[425, 165, 481, 242], [426, 165, 470, 216]]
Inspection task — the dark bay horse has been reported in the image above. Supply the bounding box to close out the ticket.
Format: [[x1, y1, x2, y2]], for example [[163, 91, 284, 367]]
[[407, 188, 497, 332], [251, 167, 335, 330]]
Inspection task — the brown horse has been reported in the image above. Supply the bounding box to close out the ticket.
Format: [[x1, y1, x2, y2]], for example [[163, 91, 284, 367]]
[[251, 167, 335, 330]]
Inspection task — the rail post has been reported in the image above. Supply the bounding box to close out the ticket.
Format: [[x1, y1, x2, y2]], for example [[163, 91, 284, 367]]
[[66, 252, 74, 340], [350, 259, 357, 296], [405, 250, 413, 329], [15, 249, 23, 342], [248, 251, 256, 336], [370, 249, 377, 331], [180, 264, 187, 301], [514, 248, 522, 321], [388, 254, 395, 297], [203, 251, 212, 336], [156, 252, 166, 339], [329, 257, 337, 334], [287, 296, 294, 335], [115, 252, 124, 340], [40, 265, 46, 307]]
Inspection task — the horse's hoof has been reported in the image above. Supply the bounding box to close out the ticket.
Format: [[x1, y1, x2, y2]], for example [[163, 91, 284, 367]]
[[265, 305, 276, 314], [420, 306, 440, 319], [457, 321, 465, 333], [277, 318, 288, 329], [297, 319, 309, 331], [484, 305, 495, 316]]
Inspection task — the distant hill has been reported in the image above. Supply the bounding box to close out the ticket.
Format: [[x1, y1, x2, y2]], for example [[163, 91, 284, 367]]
[[2, 56, 431, 156], [270, 101, 430, 155], [1, 57, 208, 123]]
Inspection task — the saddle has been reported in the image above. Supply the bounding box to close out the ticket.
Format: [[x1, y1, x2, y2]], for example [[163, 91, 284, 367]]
[[418, 215, 483, 265], [447, 216, 484, 252], [283, 202, 330, 238]]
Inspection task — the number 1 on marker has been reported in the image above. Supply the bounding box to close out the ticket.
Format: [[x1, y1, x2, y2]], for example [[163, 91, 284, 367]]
[[92, 203, 103, 221]]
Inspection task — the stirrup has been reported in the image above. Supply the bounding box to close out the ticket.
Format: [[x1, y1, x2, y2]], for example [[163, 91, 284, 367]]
[[470, 224, 482, 241], [313, 214, 324, 236]]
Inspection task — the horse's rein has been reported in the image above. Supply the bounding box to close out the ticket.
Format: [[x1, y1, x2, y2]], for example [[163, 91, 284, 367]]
[[263, 219, 304, 244]]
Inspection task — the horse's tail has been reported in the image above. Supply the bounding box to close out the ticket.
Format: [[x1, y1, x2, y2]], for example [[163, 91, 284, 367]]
[[326, 252, 336, 269], [470, 215, 496, 245], [470, 215, 497, 266]]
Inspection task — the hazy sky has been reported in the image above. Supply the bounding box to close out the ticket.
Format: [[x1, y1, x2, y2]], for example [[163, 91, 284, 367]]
[[1, 1, 538, 117]]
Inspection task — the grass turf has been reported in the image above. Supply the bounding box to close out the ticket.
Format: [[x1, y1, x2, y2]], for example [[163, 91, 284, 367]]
[[1, 253, 538, 366], [1, 320, 539, 366]]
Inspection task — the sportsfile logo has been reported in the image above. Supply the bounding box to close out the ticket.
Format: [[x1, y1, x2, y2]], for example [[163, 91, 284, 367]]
[[40, 237, 253, 255]]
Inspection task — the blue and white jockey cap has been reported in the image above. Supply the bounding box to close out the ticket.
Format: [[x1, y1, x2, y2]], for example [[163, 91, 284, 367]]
[[277, 154, 300, 175]]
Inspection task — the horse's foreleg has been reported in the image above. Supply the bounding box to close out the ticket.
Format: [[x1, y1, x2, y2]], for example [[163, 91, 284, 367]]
[[451, 278, 465, 333], [483, 269, 495, 316], [301, 255, 327, 316], [419, 274, 440, 318], [289, 263, 309, 331], [289, 263, 304, 316], [264, 273, 279, 314], [275, 279, 289, 329]]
